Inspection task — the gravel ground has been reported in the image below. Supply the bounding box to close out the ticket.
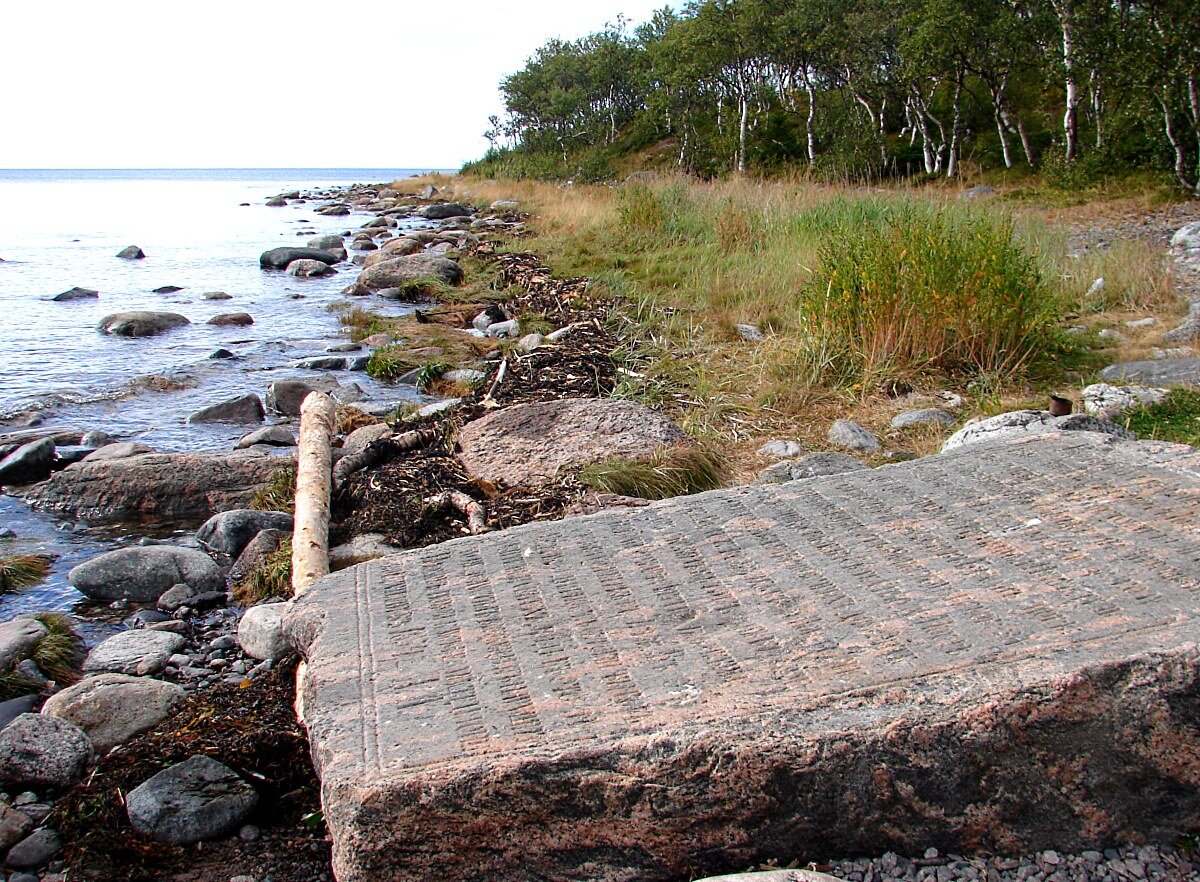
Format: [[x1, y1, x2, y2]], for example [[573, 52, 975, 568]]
[[822, 844, 1198, 882]]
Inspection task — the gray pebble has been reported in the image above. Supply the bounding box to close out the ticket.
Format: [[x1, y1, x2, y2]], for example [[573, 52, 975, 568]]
[[5, 827, 61, 869], [18, 803, 51, 824]]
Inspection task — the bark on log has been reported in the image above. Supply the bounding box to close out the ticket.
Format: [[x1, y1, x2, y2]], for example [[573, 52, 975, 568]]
[[292, 391, 336, 597], [425, 490, 489, 535]]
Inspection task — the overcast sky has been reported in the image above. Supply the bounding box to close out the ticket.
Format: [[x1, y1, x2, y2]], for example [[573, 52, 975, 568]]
[[1, 0, 671, 170]]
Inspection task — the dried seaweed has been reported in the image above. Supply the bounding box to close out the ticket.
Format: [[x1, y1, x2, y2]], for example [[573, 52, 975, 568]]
[[53, 658, 330, 882]]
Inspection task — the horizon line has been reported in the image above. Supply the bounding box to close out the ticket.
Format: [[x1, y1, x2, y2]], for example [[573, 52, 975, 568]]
[[0, 166, 460, 171]]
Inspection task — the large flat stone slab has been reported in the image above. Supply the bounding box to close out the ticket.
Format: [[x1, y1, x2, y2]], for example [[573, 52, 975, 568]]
[[292, 432, 1200, 882]]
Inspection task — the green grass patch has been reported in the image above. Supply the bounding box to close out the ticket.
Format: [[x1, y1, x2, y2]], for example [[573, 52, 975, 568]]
[[233, 538, 293, 606], [251, 466, 296, 514], [1124, 389, 1200, 447], [365, 346, 421, 381], [0, 612, 84, 699], [802, 200, 1063, 387], [0, 670, 41, 702], [578, 444, 725, 500], [32, 612, 84, 686], [411, 362, 449, 392], [553, 183, 1066, 395], [331, 305, 396, 342], [518, 313, 554, 336], [384, 275, 455, 300], [0, 554, 55, 593]]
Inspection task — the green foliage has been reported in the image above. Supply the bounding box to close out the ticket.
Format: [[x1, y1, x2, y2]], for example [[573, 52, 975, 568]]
[[233, 538, 293, 607], [801, 200, 1062, 385], [251, 466, 296, 514], [1124, 390, 1200, 447], [32, 613, 84, 686], [1040, 152, 1119, 193], [0, 554, 55, 593], [333, 306, 394, 342], [616, 183, 711, 243], [366, 346, 419, 382], [412, 362, 449, 392], [467, 0, 1200, 194], [518, 313, 554, 336], [562, 182, 1075, 400], [0, 613, 85, 697], [578, 444, 726, 499]]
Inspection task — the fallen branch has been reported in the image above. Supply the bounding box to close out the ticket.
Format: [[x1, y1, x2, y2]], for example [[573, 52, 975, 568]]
[[292, 391, 336, 597], [424, 490, 489, 535], [332, 428, 439, 491]]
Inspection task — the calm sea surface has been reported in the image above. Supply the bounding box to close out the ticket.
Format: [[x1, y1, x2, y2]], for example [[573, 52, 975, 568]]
[[0, 168, 450, 621]]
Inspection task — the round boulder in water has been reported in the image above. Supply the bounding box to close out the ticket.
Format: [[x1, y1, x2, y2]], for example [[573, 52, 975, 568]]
[[287, 259, 335, 278], [51, 286, 99, 302], [258, 247, 338, 270], [97, 311, 190, 337], [195, 509, 294, 558], [350, 254, 463, 295], [416, 203, 472, 220], [307, 234, 343, 250], [0, 438, 55, 486], [68, 545, 224, 603], [187, 394, 265, 425], [206, 312, 254, 327], [116, 245, 145, 260]]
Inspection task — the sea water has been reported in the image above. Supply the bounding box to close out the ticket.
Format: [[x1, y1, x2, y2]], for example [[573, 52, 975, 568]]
[[0, 168, 449, 618]]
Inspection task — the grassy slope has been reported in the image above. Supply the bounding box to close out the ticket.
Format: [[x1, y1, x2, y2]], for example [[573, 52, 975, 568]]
[[394, 173, 1190, 478]]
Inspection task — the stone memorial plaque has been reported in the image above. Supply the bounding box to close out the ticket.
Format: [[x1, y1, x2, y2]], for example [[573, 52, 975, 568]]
[[292, 432, 1200, 882]]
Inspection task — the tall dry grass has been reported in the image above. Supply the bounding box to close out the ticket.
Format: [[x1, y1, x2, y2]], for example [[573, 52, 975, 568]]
[[429, 172, 1181, 440]]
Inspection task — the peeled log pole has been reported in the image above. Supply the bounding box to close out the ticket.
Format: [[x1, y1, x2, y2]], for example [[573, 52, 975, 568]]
[[292, 391, 336, 597]]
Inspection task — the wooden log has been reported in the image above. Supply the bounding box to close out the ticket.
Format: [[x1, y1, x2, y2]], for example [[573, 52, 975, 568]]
[[292, 391, 336, 597]]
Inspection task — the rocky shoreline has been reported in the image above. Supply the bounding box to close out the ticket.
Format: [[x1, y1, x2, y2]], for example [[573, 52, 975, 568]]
[[1, 182, 1199, 882], [0, 181, 534, 880]]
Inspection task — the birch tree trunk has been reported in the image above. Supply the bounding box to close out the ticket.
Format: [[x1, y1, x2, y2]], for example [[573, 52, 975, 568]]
[[292, 391, 335, 597], [805, 79, 817, 165], [1091, 69, 1104, 149], [738, 92, 750, 173], [1053, 0, 1080, 161], [1014, 112, 1037, 167], [993, 89, 1014, 168], [1158, 90, 1200, 195], [947, 72, 963, 178]]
